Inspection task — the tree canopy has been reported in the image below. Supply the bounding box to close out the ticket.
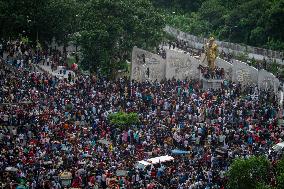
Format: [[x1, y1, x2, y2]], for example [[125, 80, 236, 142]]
[[0, 0, 80, 44], [226, 156, 284, 189], [226, 156, 270, 189], [76, 0, 165, 75], [0, 0, 165, 75], [156, 0, 284, 51]]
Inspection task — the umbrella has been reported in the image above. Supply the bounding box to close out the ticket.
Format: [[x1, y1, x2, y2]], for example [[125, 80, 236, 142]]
[[171, 149, 190, 155], [98, 139, 111, 145], [116, 170, 128, 176], [59, 172, 72, 179], [16, 186, 26, 189], [82, 154, 92, 158], [5, 166, 18, 172], [43, 161, 53, 165], [272, 142, 284, 151]]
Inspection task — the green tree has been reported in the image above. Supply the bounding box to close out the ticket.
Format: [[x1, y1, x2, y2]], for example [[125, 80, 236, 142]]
[[40, 0, 80, 45], [264, 0, 284, 50], [0, 0, 48, 40], [255, 183, 272, 189], [276, 157, 284, 189], [276, 157, 284, 174], [226, 156, 271, 189], [0, 0, 80, 47], [160, 0, 284, 51], [76, 0, 165, 75], [277, 173, 284, 189], [224, 0, 270, 45], [151, 0, 202, 12], [108, 112, 139, 130]]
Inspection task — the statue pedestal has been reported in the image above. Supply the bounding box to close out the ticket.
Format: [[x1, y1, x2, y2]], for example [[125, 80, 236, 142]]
[[202, 78, 223, 90]]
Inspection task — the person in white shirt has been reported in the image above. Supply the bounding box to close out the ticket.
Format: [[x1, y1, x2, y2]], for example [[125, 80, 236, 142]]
[[11, 128, 17, 136]]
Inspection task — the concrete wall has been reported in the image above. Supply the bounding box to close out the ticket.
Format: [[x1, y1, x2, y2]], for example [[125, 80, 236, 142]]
[[232, 59, 259, 86], [131, 47, 166, 82], [130, 47, 281, 93], [166, 50, 200, 80], [258, 69, 280, 93]]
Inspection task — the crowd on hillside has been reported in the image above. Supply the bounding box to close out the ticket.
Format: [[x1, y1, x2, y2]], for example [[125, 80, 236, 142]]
[[0, 40, 68, 71], [0, 42, 284, 189]]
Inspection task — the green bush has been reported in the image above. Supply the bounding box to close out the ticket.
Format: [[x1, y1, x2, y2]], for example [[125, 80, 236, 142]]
[[108, 112, 139, 129]]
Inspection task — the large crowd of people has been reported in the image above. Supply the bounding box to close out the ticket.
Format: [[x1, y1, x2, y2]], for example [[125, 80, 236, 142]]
[[0, 41, 283, 189]]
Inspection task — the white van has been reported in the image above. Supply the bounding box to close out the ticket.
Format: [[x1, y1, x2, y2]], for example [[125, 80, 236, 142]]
[[135, 155, 174, 170], [272, 142, 284, 152]]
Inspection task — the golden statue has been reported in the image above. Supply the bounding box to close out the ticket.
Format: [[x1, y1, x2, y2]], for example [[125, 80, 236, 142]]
[[203, 37, 218, 71]]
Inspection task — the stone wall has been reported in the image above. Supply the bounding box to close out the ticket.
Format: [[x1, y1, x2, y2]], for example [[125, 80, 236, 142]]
[[231, 60, 259, 86], [166, 50, 200, 80], [131, 47, 166, 82], [258, 69, 280, 93], [131, 47, 281, 93]]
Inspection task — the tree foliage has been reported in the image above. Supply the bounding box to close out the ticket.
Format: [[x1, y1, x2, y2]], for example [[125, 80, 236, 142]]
[[255, 183, 272, 189], [156, 0, 284, 51], [226, 156, 284, 189], [226, 156, 270, 189], [76, 0, 165, 75], [276, 157, 284, 189], [0, 0, 80, 45], [0, 0, 165, 75], [152, 0, 202, 12], [108, 112, 139, 129]]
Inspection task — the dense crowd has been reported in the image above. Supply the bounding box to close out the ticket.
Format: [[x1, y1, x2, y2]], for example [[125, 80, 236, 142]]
[[1, 40, 68, 71], [198, 65, 225, 80], [0, 42, 283, 189]]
